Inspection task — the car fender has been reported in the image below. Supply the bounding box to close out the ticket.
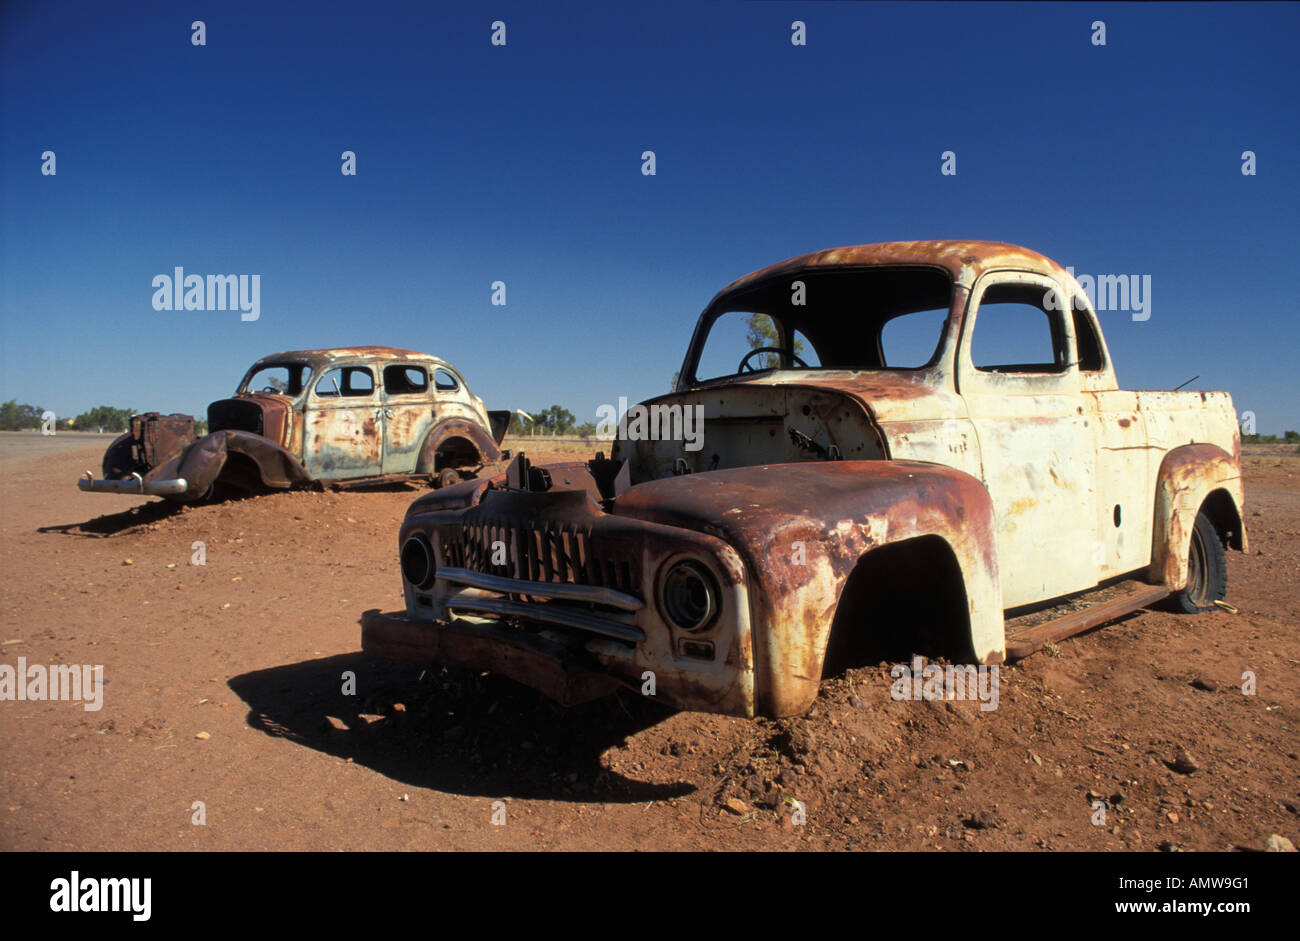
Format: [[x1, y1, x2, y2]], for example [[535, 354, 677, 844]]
[[101, 431, 136, 479], [148, 430, 312, 498], [415, 418, 503, 473]]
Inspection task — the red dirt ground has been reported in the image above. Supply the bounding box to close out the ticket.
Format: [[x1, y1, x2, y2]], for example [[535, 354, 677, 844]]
[[1, 438, 1296, 851]]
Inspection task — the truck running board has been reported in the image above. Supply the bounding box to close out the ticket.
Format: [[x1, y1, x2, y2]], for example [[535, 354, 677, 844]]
[[1003, 580, 1171, 660]]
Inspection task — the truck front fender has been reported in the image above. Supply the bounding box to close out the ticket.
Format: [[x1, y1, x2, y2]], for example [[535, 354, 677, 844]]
[[612, 459, 1003, 716], [1150, 443, 1246, 591]]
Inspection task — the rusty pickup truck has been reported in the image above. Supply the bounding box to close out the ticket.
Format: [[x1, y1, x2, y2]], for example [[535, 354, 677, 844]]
[[361, 242, 1246, 718], [78, 346, 511, 501]]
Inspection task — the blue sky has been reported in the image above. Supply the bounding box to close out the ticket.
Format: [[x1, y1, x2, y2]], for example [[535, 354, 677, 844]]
[[2, 1, 1297, 433]]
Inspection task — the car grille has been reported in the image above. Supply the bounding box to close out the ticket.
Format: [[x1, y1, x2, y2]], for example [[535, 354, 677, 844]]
[[432, 521, 641, 597]]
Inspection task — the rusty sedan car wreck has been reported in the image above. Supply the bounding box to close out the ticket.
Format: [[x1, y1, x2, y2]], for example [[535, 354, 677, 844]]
[[362, 241, 1246, 718], [78, 347, 511, 501]]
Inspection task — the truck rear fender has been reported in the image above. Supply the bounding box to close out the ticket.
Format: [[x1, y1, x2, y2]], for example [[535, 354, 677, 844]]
[[1150, 443, 1247, 591]]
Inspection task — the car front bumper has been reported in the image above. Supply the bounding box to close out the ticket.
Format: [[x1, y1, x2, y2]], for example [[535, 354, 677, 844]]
[[77, 472, 190, 497]]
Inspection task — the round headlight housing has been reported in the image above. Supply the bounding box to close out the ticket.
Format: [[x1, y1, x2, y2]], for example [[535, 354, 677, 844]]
[[400, 534, 436, 589], [659, 560, 720, 632]]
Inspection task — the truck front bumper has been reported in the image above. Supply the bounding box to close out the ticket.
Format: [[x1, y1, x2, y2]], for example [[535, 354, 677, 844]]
[[360, 609, 624, 707], [77, 471, 189, 497]]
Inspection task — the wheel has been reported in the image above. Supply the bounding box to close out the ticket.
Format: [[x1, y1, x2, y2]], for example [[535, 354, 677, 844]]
[[437, 467, 463, 489], [1172, 510, 1227, 613]]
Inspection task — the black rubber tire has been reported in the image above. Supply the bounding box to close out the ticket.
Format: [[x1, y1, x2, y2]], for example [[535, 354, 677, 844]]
[[1172, 510, 1228, 613], [437, 467, 463, 489]]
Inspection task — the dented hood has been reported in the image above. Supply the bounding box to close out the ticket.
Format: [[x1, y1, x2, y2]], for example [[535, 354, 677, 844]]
[[611, 459, 997, 592]]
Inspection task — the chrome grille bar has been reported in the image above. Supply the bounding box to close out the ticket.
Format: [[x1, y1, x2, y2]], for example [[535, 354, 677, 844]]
[[436, 566, 643, 612], [443, 590, 644, 643]]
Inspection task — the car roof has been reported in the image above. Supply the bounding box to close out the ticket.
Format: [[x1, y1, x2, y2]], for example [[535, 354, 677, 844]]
[[249, 347, 447, 369]]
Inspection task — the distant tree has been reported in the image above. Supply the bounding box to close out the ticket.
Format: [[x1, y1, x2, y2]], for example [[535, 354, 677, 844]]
[[193, 420, 209, 436], [0, 400, 44, 431], [71, 406, 134, 433], [744, 314, 806, 370], [1284, 430, 1299, 443], [507, 406, 576, 435], [531, 405, 577, 435], [505, 406, 601, 436]]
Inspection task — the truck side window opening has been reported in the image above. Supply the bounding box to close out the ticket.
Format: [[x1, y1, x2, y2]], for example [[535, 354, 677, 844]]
[[971, 283, 1068, 373], [1073, 308, 1105, 372]]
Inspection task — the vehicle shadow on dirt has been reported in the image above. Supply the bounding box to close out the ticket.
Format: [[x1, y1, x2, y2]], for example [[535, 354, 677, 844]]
[[322, 481, 426, 494], [37, 500, 188, 537], [228, 652, 695, 803]]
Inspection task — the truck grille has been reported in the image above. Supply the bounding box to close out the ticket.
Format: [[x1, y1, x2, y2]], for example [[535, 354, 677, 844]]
[[433, 521, 641, 597]]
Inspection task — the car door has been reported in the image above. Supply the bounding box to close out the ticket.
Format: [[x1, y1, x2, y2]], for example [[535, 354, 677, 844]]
[[302, 363, 383, 479], [379, 362, 436, 475], [957, 270, 1098, 608]]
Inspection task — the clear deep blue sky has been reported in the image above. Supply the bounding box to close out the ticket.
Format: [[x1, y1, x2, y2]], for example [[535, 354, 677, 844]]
[[2, 1, 1296, 433]]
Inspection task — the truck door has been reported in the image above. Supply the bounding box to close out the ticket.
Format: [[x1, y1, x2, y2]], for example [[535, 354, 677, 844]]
[[957, 271, 1098, 608], [1072, 304, 1153, 579]]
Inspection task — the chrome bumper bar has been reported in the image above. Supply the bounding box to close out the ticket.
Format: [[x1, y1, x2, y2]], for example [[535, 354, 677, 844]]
[[78, 470, 189, 497]]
